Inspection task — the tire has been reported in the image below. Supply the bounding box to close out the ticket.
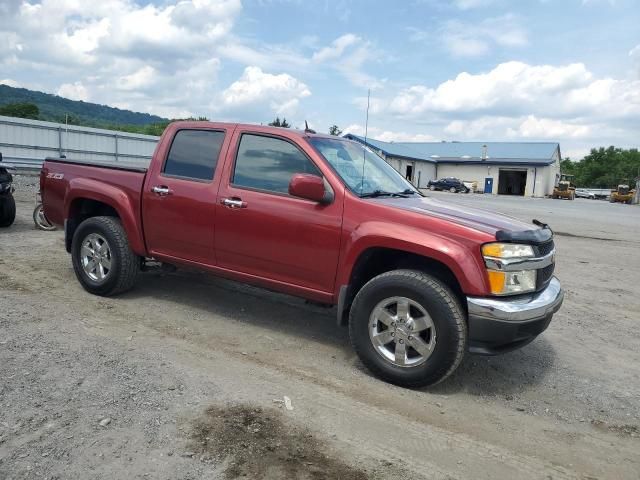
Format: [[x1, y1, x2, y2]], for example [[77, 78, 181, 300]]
[[33, 203, 57, 231], [429, 185, 436, 191], [349, 270, 466, 388], [0, 195, 16, 228], [449, 187, 457, 193], [71, 216, 139, 296]]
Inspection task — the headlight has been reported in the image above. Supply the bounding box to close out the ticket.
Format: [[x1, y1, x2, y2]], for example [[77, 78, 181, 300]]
[[482, 243, 534, 258], [482, 242, 537, 295]]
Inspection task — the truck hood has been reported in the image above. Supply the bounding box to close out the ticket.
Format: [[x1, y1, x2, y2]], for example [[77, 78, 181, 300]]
[[376, 195, 538, 237]]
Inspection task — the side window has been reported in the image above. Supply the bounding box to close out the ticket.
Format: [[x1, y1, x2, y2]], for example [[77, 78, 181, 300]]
[[232, 134, 321, 194], [163, 130, 225, 181]]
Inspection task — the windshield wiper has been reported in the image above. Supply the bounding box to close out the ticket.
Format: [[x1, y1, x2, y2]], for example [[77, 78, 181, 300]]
[[360, 190, 408, 198]]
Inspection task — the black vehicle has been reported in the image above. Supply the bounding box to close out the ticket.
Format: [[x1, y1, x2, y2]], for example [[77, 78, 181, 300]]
[[0, 152, 16, 227], [427, 177, 469, 193]]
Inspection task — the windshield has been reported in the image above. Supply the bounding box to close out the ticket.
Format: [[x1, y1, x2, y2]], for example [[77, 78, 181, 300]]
[[308, 137, 419, 197]]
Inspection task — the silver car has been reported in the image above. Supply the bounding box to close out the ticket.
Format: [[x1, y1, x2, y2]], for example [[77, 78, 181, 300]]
[[575, 189, 596, 199]]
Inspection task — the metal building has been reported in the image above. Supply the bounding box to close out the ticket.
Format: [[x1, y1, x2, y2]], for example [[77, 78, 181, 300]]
[[0, 115, 159, 169], [344, 134, 561, 197]]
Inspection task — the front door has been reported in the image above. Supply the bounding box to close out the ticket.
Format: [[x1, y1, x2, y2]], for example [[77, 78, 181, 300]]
[[215, 131, 343, 293], [484, 177, 494, 194], [143, 128, 228, 265]]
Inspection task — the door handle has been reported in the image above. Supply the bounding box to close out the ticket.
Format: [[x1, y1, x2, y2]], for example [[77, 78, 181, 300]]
[[221, 197, 247, 209], [152, 186, 172, 196]]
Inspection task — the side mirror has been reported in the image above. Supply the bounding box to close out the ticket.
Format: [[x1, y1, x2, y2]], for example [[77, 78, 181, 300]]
[[289, 174, 332, 204]]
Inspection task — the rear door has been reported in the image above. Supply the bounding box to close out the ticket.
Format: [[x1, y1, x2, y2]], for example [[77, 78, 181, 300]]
[[143, 127, 231, 265], [214, 130, 343, 294]]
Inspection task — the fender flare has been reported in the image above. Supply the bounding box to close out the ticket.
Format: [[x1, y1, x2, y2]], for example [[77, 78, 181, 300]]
[[64, 178, 146, 255]]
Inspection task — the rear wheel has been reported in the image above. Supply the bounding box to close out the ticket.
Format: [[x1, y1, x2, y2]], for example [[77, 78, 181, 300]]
[[0, 195, 16, 227], [429, 185, 436, 191], [349, 270, 466, 387], [449, 187, 457, 193], [71, 216, 139, 296]]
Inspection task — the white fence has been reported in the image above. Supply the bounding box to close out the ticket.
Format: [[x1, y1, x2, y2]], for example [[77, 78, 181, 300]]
[[0, 115, 159, 169]]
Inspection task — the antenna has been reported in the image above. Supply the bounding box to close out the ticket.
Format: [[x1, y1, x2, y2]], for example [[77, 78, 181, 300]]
[[360, 89, 371, 193], [304, 120, 316, 134]]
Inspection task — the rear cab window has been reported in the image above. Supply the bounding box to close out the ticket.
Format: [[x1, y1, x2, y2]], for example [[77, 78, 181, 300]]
[[163, 129, 225, 181], [232, 134, 321, 194]]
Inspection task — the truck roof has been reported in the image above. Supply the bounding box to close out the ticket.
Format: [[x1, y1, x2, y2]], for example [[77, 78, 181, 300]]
[[168, 121, 343, 141]]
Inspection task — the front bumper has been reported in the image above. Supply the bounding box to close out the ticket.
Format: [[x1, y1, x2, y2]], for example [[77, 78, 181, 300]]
[[466, 277, 563, 355]]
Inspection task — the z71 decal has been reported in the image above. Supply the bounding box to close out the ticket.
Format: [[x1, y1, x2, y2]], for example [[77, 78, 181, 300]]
[[46, 172, 64, 180]]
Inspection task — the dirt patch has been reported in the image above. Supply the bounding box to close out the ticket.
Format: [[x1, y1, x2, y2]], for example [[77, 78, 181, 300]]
[[190, 404, 369, 479], [590, 420, 639, 438], [0, 271, 30, 292], [554, 231, 622, 242]]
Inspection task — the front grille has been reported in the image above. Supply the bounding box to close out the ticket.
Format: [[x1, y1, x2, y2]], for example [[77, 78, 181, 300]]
[[536, 263, 555, 290], [535, 240, 555, 256]]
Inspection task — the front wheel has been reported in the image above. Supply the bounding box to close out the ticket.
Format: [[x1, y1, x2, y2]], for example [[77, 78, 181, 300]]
[[0, 195, 16, 228], [429, 185, 436, 191], [349, 270, 466, 387], [449, 187, 457, 193], [71, 216, 139, 296]]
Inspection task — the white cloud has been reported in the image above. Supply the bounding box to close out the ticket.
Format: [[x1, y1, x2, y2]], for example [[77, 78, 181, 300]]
[[386, 61, 640, 121], [57, 82, 90, 101], [631, 44, 640, 76], [511, 116, 591, 139], [217, 41, 309, 70], [117, 66, 156, 91], [444, 116, 591, 139], [0, 78, 20, 88], [453, 0, 500, 9], [350, 60, 639, 160], [441, 15, 528, 57], [343, 124, 437, 142], [312, 34, 360, 62], [312, 34, 383, 88], [220, 66, 311, 116], [0, 0, 242, 117]]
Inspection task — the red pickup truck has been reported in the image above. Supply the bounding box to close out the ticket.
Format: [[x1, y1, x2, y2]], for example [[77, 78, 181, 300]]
[[41, 121, 563, 387]]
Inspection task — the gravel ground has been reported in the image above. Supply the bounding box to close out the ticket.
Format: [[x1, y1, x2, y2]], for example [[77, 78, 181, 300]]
[[0, 174, 639, 479]]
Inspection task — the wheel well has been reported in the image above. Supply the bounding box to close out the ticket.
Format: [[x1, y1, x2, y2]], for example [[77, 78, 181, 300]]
[[65, 198, 119, 252], [338, 247, 465, 325]]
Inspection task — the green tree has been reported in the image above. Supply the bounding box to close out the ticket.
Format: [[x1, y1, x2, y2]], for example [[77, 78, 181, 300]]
[[328, 125, 342, 136], [563, 147, 640, 188], [0, 102, 39, 119], [268, 117, 290, 128]]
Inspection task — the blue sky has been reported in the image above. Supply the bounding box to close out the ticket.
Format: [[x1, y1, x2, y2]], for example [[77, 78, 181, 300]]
[[1, 0, 639, 158]]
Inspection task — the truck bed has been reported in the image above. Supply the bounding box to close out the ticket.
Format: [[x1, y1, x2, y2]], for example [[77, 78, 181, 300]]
[[44, 157, 149, 173], [41, 157, 148, 253]]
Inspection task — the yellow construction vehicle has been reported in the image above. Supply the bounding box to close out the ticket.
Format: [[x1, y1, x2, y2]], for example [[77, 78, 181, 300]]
[[552, 174, 576, 200], [609, 183, 636, 204]]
